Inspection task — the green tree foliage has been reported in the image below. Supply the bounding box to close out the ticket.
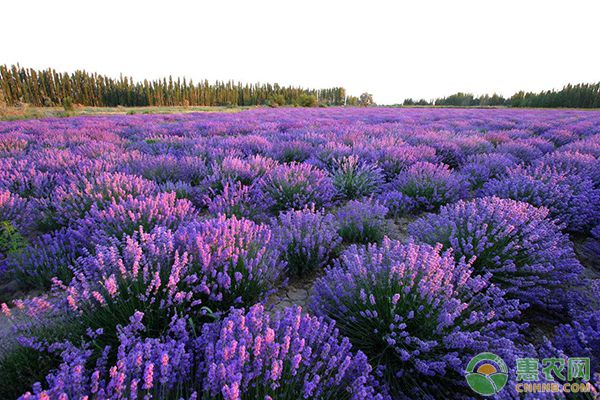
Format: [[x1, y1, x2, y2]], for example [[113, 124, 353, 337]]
[[358, 92, 374, 106], [434, 83, 600, 108], [0, 64, 350, 107]]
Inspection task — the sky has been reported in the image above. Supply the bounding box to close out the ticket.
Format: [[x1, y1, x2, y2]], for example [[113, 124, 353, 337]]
[[2, 0, 599, 105]]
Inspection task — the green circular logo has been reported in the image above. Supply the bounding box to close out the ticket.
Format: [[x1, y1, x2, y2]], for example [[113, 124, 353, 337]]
[[465, 352, 509, 396]]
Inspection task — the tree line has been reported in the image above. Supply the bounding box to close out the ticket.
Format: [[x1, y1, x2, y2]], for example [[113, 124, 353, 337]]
[[0, 64, 359, 108], [403, 82, 600, 108]]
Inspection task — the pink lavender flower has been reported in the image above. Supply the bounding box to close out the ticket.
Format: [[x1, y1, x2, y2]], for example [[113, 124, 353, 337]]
[[409, 197, 583, 314], [311, 239, 524, 397], [197, 304, 387, 399]]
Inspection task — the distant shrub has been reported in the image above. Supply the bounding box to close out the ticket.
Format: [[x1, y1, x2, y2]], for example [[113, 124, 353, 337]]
[[311, 239, 523, 397], [387, 162, 466, 212], [62, 97, 73, 112], [481, 164, 600, 233], [409, 197, 583, 313], [271, 205, 341, 277], [296, 94, 318, 107], [336, 199, 388, 244], [331, 156, 384, 199], [257, 162, 336, 213]]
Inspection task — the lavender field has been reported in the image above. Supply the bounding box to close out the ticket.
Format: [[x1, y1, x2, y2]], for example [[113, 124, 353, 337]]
[[0, 108, 599, 399]]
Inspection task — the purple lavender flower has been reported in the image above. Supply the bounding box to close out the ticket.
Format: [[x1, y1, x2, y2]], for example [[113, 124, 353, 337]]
[[271, 205, 342, 277], [125, 154, 208, 186], [311, 239, 523, 397], [331, 156, 384, 200], [256, 162, 336, 213], [197, 304, 387, 400], [409, 197, 583, 313], [8, 228, 80, 290], [376, 190, 417, 218], [459, 153, 517, 191], [481, 164, 600, 233], [270, 139, 314, 162], [367, 145, 437, 181], [387, 162, 466, 212], [74, 192, 197, 248], [535, 150, 600, 187], [206, 180, 265, 221], [336, 199, 388, 244], [174, 215, 285, 309], [497, 140, 544, 163], [553, 281, 600, 373], [0, 189, 37, 233], [49, 172, 158, 227]]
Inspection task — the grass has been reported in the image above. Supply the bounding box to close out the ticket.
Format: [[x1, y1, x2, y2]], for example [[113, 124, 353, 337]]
[[0, 105, 252, 121]]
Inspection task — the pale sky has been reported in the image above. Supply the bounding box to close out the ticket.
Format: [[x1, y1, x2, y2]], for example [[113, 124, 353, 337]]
[[2, 0, 599, 105]]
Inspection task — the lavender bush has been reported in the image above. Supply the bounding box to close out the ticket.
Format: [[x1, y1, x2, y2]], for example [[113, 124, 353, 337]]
[[256, 162, 336, 213], [387, 162, 466, 212], [271, 205, 342, 277], [336, 199, 388, 244], [482, 164, 600, 232], [8, 229, 80, 290], [331, 156, 384, 200], [409, 197, 583, 313], [311, 239, 523, 397], [459, 153, 517, 191], [197, 304, 387, 400], [48, 171, 158, 227], [73, 192, 197, 248], [206, 180, 264, 221]]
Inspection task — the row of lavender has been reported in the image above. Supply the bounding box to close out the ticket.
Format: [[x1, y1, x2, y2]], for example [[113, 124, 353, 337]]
[[0, 108, 599, 399]]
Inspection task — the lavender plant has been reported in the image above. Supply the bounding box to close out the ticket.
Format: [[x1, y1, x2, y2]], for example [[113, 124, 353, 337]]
[[271, 205, 342, 277], [8, 229, 80, 290], [73, 192, 197, 248], [336, 199, 388, 244], [387, 162, 466, 212], [408, 197, 583, 314], [311, 239, 523, 397], [459, 153, 517, 191], [482, 164, 600, 233], [197, 304, 388, 400], [256, 162, 336, 213], [331, 156, 384, 200], [206, 180, 264, 221], [48, 171, 158, 227]]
